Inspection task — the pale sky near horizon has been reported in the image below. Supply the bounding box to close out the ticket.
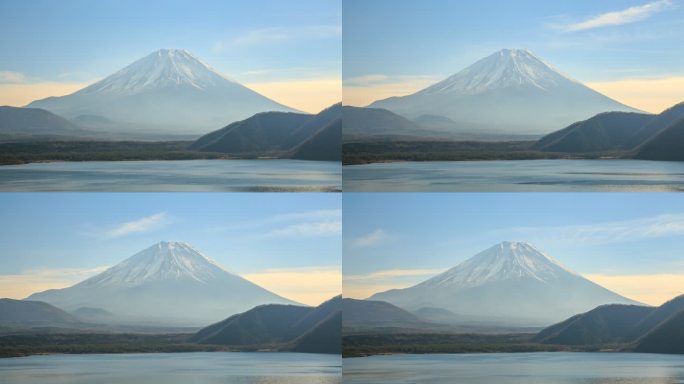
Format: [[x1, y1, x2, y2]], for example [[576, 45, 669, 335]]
[[0, 0, 341, 113], [0, 193, 341, 306], [344, 193, 684, 306], [343, 0, 684, 113]]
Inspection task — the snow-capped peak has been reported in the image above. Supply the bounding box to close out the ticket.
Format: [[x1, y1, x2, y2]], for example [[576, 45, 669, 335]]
[[77, 241, 231, 287], [420, 241, 577, 289], [78, 48, 237, 96], [419, 48, 580, 95]]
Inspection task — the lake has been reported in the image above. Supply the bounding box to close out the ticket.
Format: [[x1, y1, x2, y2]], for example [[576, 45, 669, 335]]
[[0, 160, 341, 192], [0, 352, 341, 384], [343, 352, 684, 383], [343, 159, 684, 191]]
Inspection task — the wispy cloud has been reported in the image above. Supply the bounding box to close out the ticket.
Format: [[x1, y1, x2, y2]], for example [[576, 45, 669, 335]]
[[0, 266, 109, 299], [504, 213, 684, 245], [272, 209, 341, 222], [561, 0, 673, 32], [243, 266, 341, 306], [104, 212, 171, 239], [345, 74, 389, 86], [269, 220, 341, 237], [213, 25, 341, 52], [266, 209, 342, 238], [0, 71, 25, 84], [343, 268, 448, 299], [344, 268, 446, 281], [344, 74, 439, 106], [351, 229, 389, 248]]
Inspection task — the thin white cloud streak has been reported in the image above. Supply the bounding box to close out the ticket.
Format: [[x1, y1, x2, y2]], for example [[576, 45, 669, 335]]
[[344, 283, 407, 300], [214, 209, 341, 238], [504, 213, 684, 245], [344, 74, 440, 106], [343, 268, 447, 299], [213, 25, 341, 52], [345, 74, 389, 86], [271, 209, 342, 223], [104, 212, 170, 239], [0, 71, 26, 83], [351, 229, 389, 248], [269, 219, 341, 237], [562, 0, 673, 32], [344, 268, 446, 281]]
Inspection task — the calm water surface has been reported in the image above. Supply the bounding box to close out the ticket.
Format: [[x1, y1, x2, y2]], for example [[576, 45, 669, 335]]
[[343, 160, 684, 191], [0, 352, 341, 384], [0, 160, 341, 192], [343, 352, 684, 383]]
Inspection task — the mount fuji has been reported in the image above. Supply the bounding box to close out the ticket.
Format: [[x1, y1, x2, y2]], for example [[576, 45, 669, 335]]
[[368, 49, 640, 135], [368, 241, 640, 326], [26, 49, 296, 134], [26, 242, 297, 326]]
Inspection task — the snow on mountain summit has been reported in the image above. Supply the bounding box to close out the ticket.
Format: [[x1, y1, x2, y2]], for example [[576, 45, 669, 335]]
[[26, 49, 296, 133], [26, 241, 296, 325], [368, 241, 640, 325], [81, 49, 236, 96], [368, 48, 639, 134], [420, 241, 577, 289], [420, 49, 579, 96], [78, 241, 230, 287]]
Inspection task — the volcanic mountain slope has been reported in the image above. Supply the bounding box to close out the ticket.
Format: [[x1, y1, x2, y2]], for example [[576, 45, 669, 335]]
[[190, 103, 341, 158], [636, 117, 684, 161], [27, 49, 295, 134], [534, 294, 684, 354], [26, 242, 296, 326], [533, 101, 684, 154], [191, 295, 341, 354], [292, 118, 342, 161], [629, 102, 684, 148], [368, 242, 640, 326], [368, 49, 639, 135], [532, 112, 654, 153]]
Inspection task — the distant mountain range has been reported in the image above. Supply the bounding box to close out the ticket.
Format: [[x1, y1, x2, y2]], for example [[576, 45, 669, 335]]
[[368, 242, 639, 326], [0, 106, 93, 140], [191, 295, 341, 354], [0, 298, 80, 326], [342, 298, 426, 330], [342, 105, 431, 141], [534, 294, 684, 354], [26, 241, 296, 326], [191, 103, 341, 160], [368, 49, 638, 135], [26, 49, 295, 134]]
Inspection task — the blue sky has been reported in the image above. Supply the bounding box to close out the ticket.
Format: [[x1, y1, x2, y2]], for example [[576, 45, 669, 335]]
[[344, 193, 684, 305], [0, 193, 341, 305], [343, 0, 684, 112], [0, 0, 341, 112]]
